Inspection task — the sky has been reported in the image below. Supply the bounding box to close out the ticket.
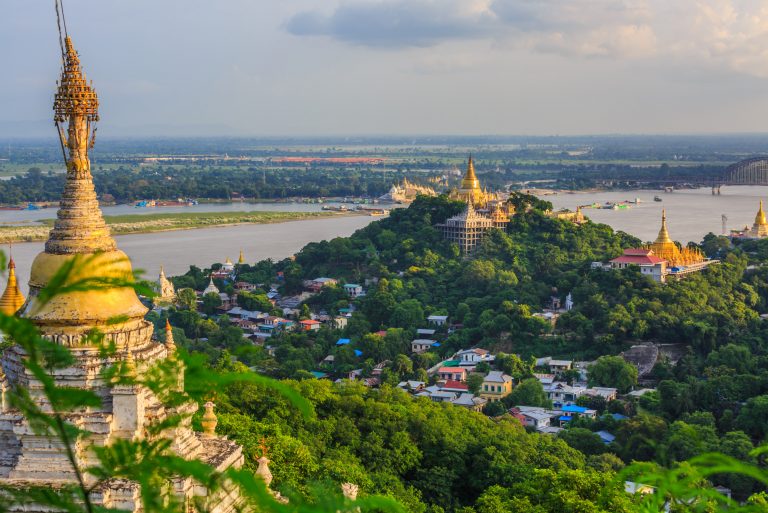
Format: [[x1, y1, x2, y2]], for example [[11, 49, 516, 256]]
[[3, 0, 768, 137]]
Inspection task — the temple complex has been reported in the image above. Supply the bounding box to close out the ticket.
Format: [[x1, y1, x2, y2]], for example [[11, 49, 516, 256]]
[[0, 27, 242, 512], [608, 210, 716, 282], [439, 156, 511, 253], [730, 201, 768, 239], [379, 178, 437, 203]]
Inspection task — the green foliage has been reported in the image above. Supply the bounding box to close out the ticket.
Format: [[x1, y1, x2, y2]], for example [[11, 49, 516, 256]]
[[588, 356, 638, 394]]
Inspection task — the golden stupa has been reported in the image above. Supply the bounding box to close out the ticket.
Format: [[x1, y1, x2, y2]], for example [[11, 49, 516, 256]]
[[647, 210, 705, 267], [752, 200, 768, 238], [0, 257, 25, 315], [22, 35, 148, 340], [238, 249, 245, 265], [453, 155, 495, 207]]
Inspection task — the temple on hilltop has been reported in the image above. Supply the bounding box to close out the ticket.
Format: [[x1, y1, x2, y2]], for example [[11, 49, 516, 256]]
[[438, 156, 512, 254], [730, 201, 768, 239], [0, 24, 243, 513], [379, 177, 437, 203], [608, 210, 717, 283]]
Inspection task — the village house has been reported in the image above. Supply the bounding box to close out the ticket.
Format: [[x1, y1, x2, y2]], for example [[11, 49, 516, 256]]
[[437, 366, 467, 382], [480, 371, 513, 402], [451, 393, 487, 412], [439, 380, 469, 393], [411, 339, 439, 354], [455, 348, 494, 367], [299, 319, 321, 331], [427, 314, 449, 326], [343, 283, 364, 298], [334, 316, 349, 329], [518, 409, 554, 430], [544, 382, 587, 405], [548, 359, 574, 373], [304, 277, 339, 292], [583, 387, 618, 402]]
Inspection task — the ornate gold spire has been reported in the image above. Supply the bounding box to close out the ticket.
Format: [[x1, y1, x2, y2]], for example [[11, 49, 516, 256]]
[[460, 154, 480, 192], [49, 36, 115, 255], [655, 209, 673, 245], [756, 201, 767, 226], [0, 257, 25, 316], [238, 249, 245, 265], [23, 35, 147, 341]]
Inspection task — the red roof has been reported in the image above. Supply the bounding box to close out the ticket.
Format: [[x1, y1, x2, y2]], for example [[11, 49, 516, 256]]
[[374, 330, 388, 337], [300, 319, 320, 325], [611, 248, 665, 265], [442, 380, 469, 391], [438, 367, 466, 374]]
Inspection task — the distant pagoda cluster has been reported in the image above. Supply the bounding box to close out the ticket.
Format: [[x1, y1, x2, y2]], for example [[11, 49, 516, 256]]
[[609, 210, 716, 283], [379, 178, 438, 203], [730, 201, 768, 239], [437, 156, 513, 254]]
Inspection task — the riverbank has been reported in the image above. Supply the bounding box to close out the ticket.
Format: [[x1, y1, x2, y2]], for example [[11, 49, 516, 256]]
[[0, 210, 358, 243]]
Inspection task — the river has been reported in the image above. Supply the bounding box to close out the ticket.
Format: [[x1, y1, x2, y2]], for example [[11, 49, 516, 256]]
[[5, 215, 377, 294], [543, 185, 768, 244], [4, 186, 768, 293]]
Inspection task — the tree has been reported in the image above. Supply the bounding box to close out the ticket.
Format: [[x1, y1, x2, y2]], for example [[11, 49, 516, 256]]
[[506, 378, 550, 408], [467, 373, 484, 395], [736, 395, 768, 439], [176, 288, 198, 310], [201, 292, 222, 315], [482, 401, 507, 417], [558, 428, 607, 456], [588, 356, 638, 393]]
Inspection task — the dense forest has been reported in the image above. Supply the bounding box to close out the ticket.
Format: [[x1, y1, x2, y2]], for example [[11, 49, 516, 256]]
[[150, 194, 768, 510]]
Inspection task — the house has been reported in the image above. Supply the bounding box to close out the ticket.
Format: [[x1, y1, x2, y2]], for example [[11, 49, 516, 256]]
[[305, 277, 338, 292], [455, 348, 494, 366], [439, 380, 469, 393], [534, 373, 555, 385], [397, 381, 426, 392], [343, 284, 364, 298], [548, 359, 573, 373], [417, 328, 436, 337], [371, 360, 390, 376], [437, 366, 467, 382], [234, 281, 258, 292], [519, 410, 553, 430], [452, 393, 487, 412], [334, 316, 348, 329], [544, 382, 587, 405], [299, 319, 321, 331], [427, 315, 448, 326], [610, 248, 668, 283], [583, 387, 618, 401], [559, 405, 597, 426], [411, 339, 439, 354], [480, 371, 513, 402], [429, 390, 458, 403], [596, 430, 616, 444]]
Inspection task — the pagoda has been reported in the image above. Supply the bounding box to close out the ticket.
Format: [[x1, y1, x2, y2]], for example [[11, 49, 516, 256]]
[[0, 20, 242, 512], [647, 210, 705, 267], [452, 155, 495, 208], [0, 257, 25, 316], [154, 265, 177, 305], [750, 201, 768, 238]]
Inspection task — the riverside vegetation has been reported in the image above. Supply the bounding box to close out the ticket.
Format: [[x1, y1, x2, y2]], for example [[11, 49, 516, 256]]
[[141, 194, 768, 511]]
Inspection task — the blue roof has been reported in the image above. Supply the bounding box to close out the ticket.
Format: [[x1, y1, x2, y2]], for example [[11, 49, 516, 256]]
[[596, 430, 615, 443], [433, 342, 441, 347], [354, 349, 363, 357], [344, 284, 361, 288], [559, 416, 572, 422], [611, 413, 629, 420], [310, 371, 328, 379], [336, 338, 351, 345], [562, 405, 588, 414]]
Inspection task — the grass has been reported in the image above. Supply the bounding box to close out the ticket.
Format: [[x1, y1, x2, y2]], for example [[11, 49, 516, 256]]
[[0, 210, 354, 243]]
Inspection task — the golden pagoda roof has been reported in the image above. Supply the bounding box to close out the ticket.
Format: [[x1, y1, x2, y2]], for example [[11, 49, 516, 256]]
[[655, 209, 674, 245], [755, 200, 767, 227], [238, 249, 245, 265], [0, 258, 25, 316], [460, 155, 480, 192]]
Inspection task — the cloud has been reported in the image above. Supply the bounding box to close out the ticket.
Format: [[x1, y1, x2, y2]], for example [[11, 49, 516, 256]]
[[285, 0, 768, 77], [285, 0, 496, 48]]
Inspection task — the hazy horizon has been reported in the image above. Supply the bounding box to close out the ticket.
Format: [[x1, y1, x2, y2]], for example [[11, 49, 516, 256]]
[[4, 1, 768, 138]]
